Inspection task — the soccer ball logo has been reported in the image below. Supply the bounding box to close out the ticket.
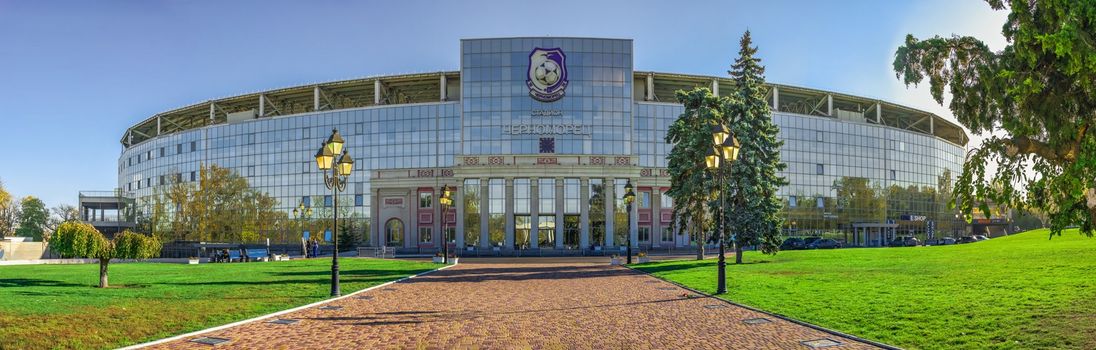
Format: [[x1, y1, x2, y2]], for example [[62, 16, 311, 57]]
[[534, 60, 560, 86], [526, 47, 568, 102]]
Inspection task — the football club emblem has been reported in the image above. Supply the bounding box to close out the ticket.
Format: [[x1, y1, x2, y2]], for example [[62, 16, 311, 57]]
[[526, 47, 568, 102]]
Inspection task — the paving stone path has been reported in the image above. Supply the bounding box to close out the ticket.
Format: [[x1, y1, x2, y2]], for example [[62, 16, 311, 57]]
[[146, 259, 880, 349]]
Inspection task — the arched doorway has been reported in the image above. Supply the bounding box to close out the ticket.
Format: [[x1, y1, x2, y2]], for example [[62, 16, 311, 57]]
[[385, 218, 404, 247]]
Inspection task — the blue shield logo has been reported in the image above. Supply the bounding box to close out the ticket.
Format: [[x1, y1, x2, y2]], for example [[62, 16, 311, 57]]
[[527, 47, 568, 102]]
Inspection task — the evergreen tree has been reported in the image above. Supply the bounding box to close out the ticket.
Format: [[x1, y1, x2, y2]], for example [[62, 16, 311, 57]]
[[724, 31, 787, 263], [666, 88, 722, 260]]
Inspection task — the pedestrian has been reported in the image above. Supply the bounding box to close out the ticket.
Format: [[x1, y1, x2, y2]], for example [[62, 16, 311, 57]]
[[306, 239, 313, 258]]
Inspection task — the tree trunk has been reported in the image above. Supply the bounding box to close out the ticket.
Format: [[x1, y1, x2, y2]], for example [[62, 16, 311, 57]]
[[98, 259, 110, 288], [694, 225, 704, 260], [734, 242, 743, 264]]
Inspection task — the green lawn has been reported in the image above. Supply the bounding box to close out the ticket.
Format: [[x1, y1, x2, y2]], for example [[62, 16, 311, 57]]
[[0, 258, 438, 350], [636, 229, 1096, 350]]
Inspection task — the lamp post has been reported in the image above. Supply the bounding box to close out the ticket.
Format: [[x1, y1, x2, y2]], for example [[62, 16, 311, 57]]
[[706, 121, 740, 295], [438, 186, 453, 264], [291, 202, 312, 256], [314, 128, 354, 297], [623, 180, 636, 264]]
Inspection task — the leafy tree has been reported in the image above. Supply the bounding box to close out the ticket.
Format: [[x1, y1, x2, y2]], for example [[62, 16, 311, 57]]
[[50, 222, 161, 288], [666, 88, 721, 260], [139, 165, 281, 243], [16, 196, 48, 241], [0, 179, 16, 239], [338, 212, 362, 252], [893, 0, 1096, 237], [723, 31, 788, 263], [46, 204, 80, 233]]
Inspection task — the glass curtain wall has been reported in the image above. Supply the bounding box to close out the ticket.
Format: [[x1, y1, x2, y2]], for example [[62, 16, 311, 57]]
[[538, 178, 556, 247], [463, 179, 481, 247], [589, 179, 606, 247], [513, 179, 531, 248], [613, 179, 629, 247], [488, 179, 505, 247]]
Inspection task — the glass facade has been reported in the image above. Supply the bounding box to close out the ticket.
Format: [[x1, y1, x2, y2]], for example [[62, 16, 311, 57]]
[[119, 37, 965, 252]]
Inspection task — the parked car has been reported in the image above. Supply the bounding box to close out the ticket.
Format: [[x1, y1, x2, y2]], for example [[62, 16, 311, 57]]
[[888, 236, 920, 247], [957, 236, 979, 244], [807, 238, 842, 249], [802, 236, 823, 247], [926, 237, 956, 246], [974, 235, 989, 241], [780, 237, 806, 250]]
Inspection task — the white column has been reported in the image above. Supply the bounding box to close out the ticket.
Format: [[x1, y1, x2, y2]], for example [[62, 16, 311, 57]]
[[374, 80, 382, 105], [156, 116, 161, 136], [772, 86, 780, 111], [435, 186, 443, 251], [258, 94, 265, 117], [440, 75, 448, 101], [645, 74, 654, 101], [480, 178, 489, 248], [579, 177, 590, 249], [314, 86, 321, 111], [930, 116, 935, 134], [209, 102, 215, 121], [605, 178, 615, 247], [530, 178, 540, 249], [827, 94, 833, 116], [876, 103, 882, 123], [630, 184, 639, 251], [555, 177, 565, 249], [652, 187, 662, 248], [505, 178, 515, 249], [712, 79, 719, 96]]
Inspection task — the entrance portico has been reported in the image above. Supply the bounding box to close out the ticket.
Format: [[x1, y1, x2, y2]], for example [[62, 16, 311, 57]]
[[370, 155, 685, 256]]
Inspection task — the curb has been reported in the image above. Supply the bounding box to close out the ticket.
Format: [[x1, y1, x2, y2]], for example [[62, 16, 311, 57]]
[[117, 260, 459, 349], [621, 264, 902, 350]]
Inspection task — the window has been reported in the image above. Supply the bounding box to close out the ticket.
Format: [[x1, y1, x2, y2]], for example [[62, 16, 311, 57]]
[[890, 170, 897, 180], [640, 191, 651, 209], [538, 216, 555, 247], [589, 179, 606, 246], [247, 133, 255, 144], [302, 161, 310, 173], [128, 157, 132, 166], [515, 216, 531, 248], [146, 178, 151, 188], [159, 147, 165, 157], [488, 179, 505, 246], [816, 130, 824, 142], [127, 183, 132, 191], [419, 192, 433, 208], [789, 196, 798, 208], [816, 164, 824, 175], [661, 193, 673, 208], [419, 227, 432, 243], [614, 179, 629, 246], [538, 178, 555, 214], [147, 150, 152, 160], [324, 195, 332, 207], [816, 197, 825, 208], [564, 215, 580, 248], [355, 123, 364, 134], [514, 179, 530, 214], [661, 227, 673, 242], [355, 194, 364, 207], [463, 179, 480, 246], [177, 143, 183, 154], [190, 141, 197, 152], [302, 127, 311, 139], [302, 196, 312, 208], [159, 175, 165, 185], [247, 166, 255, 177], [190, 171, 196, 182], [639, 227, 651, 243], [385, 219, 403, 247], [564, 178, 580, 214]]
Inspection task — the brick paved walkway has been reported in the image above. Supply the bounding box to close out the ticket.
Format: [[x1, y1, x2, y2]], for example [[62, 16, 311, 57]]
[[146, 259, 881, 349]]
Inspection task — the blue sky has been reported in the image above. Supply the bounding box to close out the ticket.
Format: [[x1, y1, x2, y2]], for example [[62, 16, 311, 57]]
[[0, 0, 1007, 207]]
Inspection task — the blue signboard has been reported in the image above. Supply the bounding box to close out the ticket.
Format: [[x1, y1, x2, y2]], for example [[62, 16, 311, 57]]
[[302, 231, 310, 240]]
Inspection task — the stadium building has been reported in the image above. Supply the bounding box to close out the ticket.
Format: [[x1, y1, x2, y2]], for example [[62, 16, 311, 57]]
[[116, 37, 967, 255]]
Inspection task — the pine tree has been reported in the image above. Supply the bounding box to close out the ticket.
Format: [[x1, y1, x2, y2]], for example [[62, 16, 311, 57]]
[[666, 88, 722, 260], [724, 31, 787, 263]]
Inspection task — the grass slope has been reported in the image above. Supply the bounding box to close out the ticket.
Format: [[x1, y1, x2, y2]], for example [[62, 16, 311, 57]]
[[0, 258, 437, 350], [636, 229, 1096, 350]]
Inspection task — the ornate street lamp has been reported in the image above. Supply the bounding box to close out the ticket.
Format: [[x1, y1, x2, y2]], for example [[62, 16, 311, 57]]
[[291, 202, 312, 256], [314, 128, 354, 297], [623, 180, 636, 264], [708, 122, 741, 295], [438, 186, 454, 264]]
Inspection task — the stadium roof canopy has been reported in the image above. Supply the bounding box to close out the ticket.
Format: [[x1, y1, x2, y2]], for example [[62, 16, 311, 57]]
[[121, 71, 969, 148]]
